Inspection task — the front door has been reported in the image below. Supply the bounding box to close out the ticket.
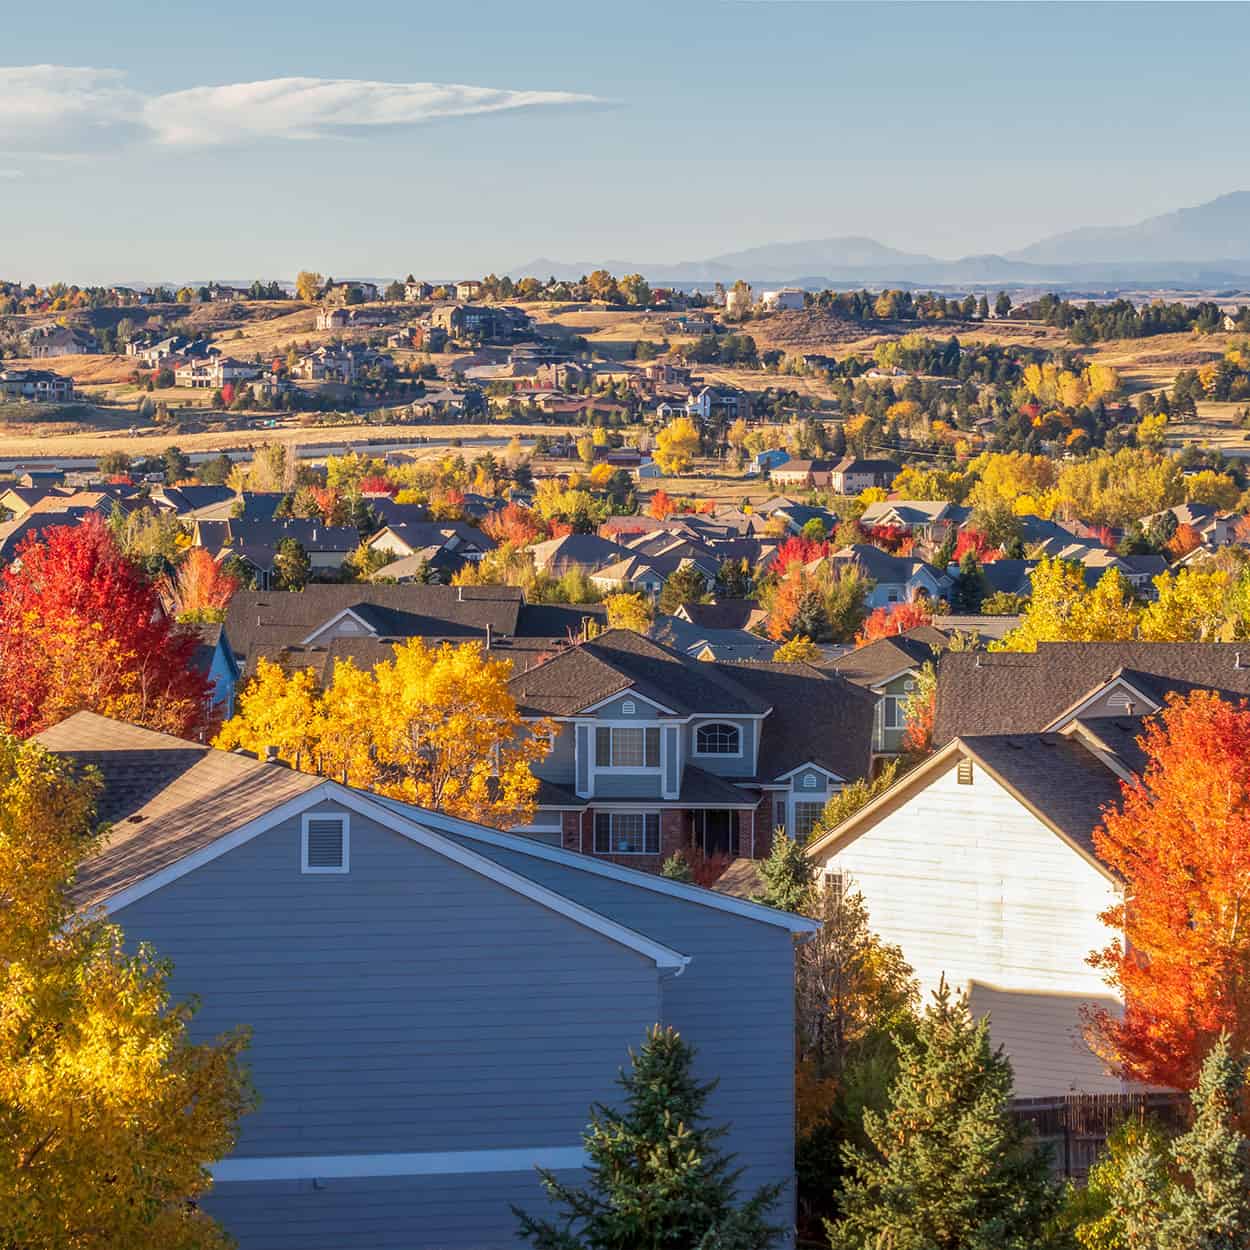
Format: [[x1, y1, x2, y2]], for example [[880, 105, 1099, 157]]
[[700, 810, 737, 858]]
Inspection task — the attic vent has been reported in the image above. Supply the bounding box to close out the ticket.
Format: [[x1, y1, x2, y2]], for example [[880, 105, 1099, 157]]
[[302, 814, 349, 874], [622, 700, 636, 715], [957, 758, 974, 786], [802, 773, 819, 789]]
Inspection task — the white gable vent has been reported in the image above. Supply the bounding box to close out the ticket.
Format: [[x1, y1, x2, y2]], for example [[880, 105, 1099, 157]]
[[302, 813, 349, 874], [622, 700, 636, 715], [802, 773, 818, 788]]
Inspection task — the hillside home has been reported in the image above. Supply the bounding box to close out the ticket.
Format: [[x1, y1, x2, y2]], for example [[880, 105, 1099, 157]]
[[509, 629, 876, 868], [829, 626, 949, 758], [37, 711, 813, 1250], [770, 459, 835, 489], [24, 324, 97, 357], [761, 287, 806, 311], [455, 279, 484, 300], [807, 719, 1138, 1098], [750, 448, 790, 476], [0, 368, 73, 402], [828, 457, 902, 494], [175, 357, 262, 389]]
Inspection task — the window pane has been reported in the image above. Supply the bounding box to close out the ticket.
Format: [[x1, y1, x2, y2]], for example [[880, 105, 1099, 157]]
[[794, 802, 824, 841], [644, 813, 660, 853], [612, 727, 645, 767], [613, 812, 644, 852], [697, 723, 740, 754], [594, 812, 611, 854], [774, 797, 787, 834], [645, 727, 661, 768], [595, 727, 610, 767]]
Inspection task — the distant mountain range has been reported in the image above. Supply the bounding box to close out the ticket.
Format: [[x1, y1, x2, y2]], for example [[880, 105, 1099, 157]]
[[512, 192, 1250, 289]]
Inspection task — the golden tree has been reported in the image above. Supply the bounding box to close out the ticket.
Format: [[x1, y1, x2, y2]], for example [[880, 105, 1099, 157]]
[[604, 592, 654, 634], [217, 640, 554, 829], [653, 416, 701, 476], [0, 733, 252, 1248]]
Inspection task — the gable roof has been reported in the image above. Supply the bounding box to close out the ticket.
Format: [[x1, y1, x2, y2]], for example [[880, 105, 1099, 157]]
[[933, 643, 1250, 744], [828, 629, 943, 688], [509, 629, 772, 718]]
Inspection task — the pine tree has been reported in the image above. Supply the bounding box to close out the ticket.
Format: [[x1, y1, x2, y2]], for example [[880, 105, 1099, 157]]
[[273, 537, 310, 590], [1163, 1034, 1250, 1249], [827, 981, 1059, 1250], [755, 831, 815, 912], [514, 1026, 784, 1250], [951, 551, 988, 614]]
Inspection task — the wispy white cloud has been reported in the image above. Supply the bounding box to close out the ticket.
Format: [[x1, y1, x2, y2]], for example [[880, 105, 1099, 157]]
[[0, 65, 599, 154]]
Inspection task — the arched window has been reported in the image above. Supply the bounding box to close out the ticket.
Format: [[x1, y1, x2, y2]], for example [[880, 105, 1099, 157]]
[[696, 723, 740, 755]]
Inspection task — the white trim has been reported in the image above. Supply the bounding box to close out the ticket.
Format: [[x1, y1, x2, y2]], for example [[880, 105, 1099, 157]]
[[327, 787, 690, 971], [102, 783, 692, 969], [298, 607, 379, 646], [577, 687, 677, 716], [301, 811, 350, 874], [691, 721, 744, 759], [101, 785, 329, 914], [774, 761, 845, 784], [369, 794, 819, 932], [211, 1145, 588, 1183], [1043, 675, 1160, 732]]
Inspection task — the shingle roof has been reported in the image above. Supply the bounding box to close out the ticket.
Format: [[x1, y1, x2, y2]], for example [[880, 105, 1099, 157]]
[[675, 600, 763, 631], [510, 629, 771, 718], [35, 712, 321, 909], [829, 631, 942, 687], [712, 660, 877, 782], [933, 643, 1250, 744]]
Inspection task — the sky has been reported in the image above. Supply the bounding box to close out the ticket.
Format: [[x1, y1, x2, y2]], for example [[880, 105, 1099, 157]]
[[1, 0, 1247, 285]]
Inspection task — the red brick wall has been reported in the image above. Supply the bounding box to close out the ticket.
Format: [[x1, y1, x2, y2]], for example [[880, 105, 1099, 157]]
[[559, 807, 694, 874], [752, 792, 778, 861]]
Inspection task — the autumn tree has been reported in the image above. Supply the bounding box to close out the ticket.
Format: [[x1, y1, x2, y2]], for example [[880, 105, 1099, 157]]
[[295, 270, 324, 302], [855, 599, 934, 644], [157, 547, 240, 624], [1139, 567, 1230, 642], [1088, 692, 1250, 1090], [0, 732, 252, 1247], [603, 592, 653, 634], [653, 415, 701, 476], [658, 564, 709, 615], [773, 635, 821, 662], [648, 488, 677, 520], [993, 558, 1138, 652], [0, 517, 210, 738], [217, 640, 553, 829]]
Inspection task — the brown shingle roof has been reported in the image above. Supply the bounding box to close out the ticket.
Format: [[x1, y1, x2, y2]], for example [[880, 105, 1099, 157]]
[[35, 712, 320, 909]]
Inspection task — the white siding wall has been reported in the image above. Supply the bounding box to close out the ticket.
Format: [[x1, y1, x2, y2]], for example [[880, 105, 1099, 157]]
[[817, 759, 1123, 1097]]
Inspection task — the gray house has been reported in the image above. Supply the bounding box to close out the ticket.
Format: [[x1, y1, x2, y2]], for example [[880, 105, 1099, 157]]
[[37, 711, 815, 1250]]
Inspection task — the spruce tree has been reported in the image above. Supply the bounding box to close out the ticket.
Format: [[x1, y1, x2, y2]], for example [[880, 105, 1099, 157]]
[[514, 1026, 784, 1250], [1163, 1034, 1250, 1249], [755, 831, 815, 912], [827, 981, 1059, 1250]]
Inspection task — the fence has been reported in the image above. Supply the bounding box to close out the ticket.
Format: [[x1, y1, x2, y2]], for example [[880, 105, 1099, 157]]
[[1012, 1091, 1189, 1181]]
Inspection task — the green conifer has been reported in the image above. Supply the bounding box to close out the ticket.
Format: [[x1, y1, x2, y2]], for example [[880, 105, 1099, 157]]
[[514, 1026, 784, 1250]]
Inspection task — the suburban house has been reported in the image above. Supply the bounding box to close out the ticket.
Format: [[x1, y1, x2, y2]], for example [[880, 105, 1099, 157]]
[[829, 625, 948, 759], [829, 544, 951, 607], [1140, 501, 1241, 548], [188, 623, 242, 718], [367, 520, 496, 575], [828, 457, 902, 495], [769, 459, 835, 489], [175, 357, 262, 390], [528, 533, 633, 579], [508, 629, 876, 868], [222, 585, 605, 682], [404, 280, 434, 301], [0, 368, 74, 402], [455, 278, 484, 300], [37, 711, 814, 1250], [859, 499, 960, 542], [24, 324, 97, 357], [750, 448, 790, 476], [193, 518, 360, 587], [806, 717, 1136, 1099], [760, 287, 806, 311]]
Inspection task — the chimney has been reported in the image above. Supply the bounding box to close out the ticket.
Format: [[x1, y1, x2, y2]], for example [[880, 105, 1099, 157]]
[[485, 623, 493, 650], [458, 585, 463, 603], [265, 745, 279, 763]]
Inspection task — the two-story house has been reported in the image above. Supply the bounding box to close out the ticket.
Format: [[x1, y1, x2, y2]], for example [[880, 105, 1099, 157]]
[[508, 630, 876, 870]]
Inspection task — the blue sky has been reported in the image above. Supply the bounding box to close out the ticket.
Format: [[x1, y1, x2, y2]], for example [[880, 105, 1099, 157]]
[[1, 1, 1246, 284]]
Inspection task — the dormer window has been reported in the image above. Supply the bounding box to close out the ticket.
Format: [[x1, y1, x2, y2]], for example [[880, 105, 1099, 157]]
[[302, 813, 349, 874], [695, 723, 741, 755]]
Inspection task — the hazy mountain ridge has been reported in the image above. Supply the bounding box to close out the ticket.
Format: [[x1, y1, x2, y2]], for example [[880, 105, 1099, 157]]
[[512, 193, 1250, 288]]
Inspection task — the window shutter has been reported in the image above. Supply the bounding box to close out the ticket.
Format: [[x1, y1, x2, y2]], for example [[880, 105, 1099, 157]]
[[645, 727, 661, 768], [596, 727, 611, 766], [305, 817, 345, 870]]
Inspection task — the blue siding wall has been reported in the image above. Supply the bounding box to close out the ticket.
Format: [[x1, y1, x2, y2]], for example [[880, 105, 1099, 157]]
[[114, 807, 662, 1249], [685, 718, 757, 778]]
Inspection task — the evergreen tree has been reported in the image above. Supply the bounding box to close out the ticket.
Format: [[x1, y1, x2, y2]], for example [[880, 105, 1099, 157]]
[[951, 551, 988, 614], [827, 981, 1059, 1250], [715, 558, 751, 600], [273, 538, 310, 590], [514, 1026, 784, 1250], [793, 589, 830, 642], [755, 832, 815, 912], [660, 852, 693, 882], [659, 565, 710, 615]]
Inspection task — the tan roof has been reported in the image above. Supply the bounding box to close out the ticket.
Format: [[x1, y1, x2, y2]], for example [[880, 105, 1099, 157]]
[[35, 712, 321, 909]]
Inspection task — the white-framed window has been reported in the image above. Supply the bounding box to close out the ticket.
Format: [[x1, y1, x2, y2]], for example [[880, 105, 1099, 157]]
[[695, 722, 741, 755], [793, 802, 824, 841], [823, 866, 846, 905], [594, 811, 660, 855], [302, 812, 349, 874], [883, 695, 906, 730], [595, 726, 660, 769]]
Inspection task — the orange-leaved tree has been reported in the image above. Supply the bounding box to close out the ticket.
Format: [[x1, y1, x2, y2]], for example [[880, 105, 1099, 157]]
[[855, 599, 934, 645], [1088, 691, 1250, 1089], [157, 547, 239, 624]]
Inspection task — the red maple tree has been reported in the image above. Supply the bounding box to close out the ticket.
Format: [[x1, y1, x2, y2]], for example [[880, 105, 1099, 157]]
[[854, 599, 934, 644], [220, 382, 235, 407], [1166, 522, 1203, 560], [1088, 691, 1250, 1089], [358, 474, 395, 496], [483, 502, 547, 547], [773, 535, 829, 577], [0, 516, 210, 738], [649, 490, 676, 520], [953, 528, 996, 563]]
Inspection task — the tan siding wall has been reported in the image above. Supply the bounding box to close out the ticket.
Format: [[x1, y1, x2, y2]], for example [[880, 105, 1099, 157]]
[[817, 760, 1123, 1096]]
